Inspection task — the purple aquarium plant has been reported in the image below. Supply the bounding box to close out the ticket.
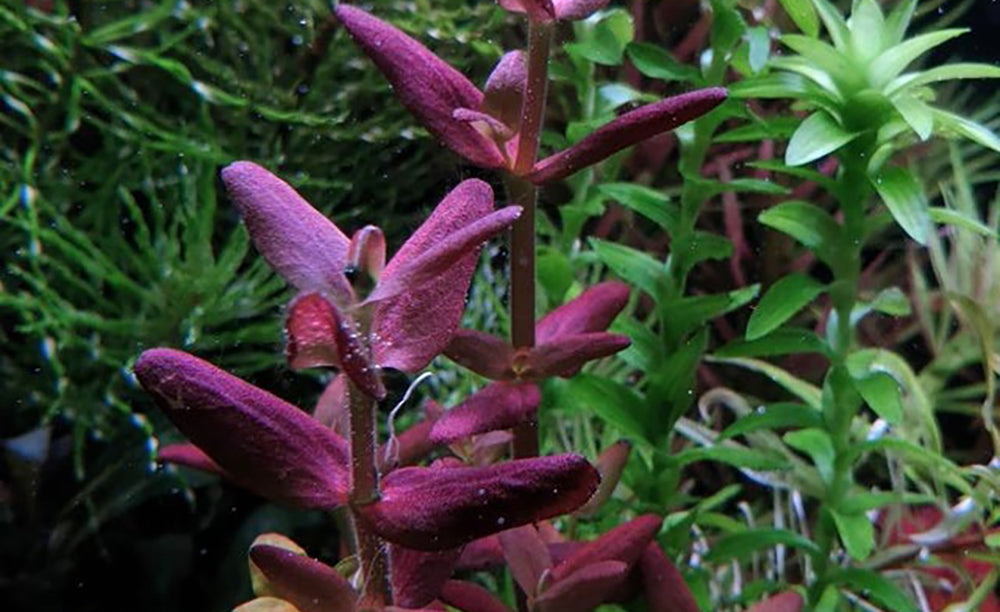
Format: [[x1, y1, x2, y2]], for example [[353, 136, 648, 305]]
[[135, 0, 726, 608]]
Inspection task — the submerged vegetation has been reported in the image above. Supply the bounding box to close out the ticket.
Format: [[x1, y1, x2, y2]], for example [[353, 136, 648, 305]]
[[2, 0, 1000, 610]]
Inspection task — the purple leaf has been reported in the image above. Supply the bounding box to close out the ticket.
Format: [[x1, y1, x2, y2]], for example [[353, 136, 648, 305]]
[[347, 224, 386, 287], [528, 88, 728, 184], [335, 5, 505, 169], [536, 281, 630, 343], [536, 560, 628, 612], [381, 411, 439, 471], [443, 330, 515, 380], [249, 545, 356, 612], [521, 332, 631, 379], [221, 162, 352, 301], [389, 543, 462, 608], [574, 439, 632, 517], [371, 180, 506, 372], [498, 525, 552, 596], [549, 514, 663, 583], [553, 0, 612, 20], [747, 591, 805, 612], [638, 543, 700, 612], [440, 580, 515, 612], [135, 348, 350, 509], [429, 382, 540, 444], [483, 51, 527, 133], [497, 0, 557, 22], [158, 443, 226, 477], [355, 454, 599, 550], [285, 293, 341, 371], [312, 374, 349, 433]]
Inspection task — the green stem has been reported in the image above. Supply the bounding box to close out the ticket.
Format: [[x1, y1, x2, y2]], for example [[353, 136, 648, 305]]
[[507, 18, 552, 459]]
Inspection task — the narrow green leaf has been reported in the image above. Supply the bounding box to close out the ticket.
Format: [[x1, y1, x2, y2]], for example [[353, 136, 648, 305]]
[[677, 447, 792, 473], [759, 200, 839, 252], [891, 94, 933, 141], [747, 273, 826, 340], [884, 0, 917, 45], [590, 238, 664, 297], [707, 356, 822, 408], [847, 0, 886, 63], [929, 207, 997, 237], [780, 34, 855, 86], [674, 231, 734, 278], [719, 403, 823, 440], [830, 509, 875, 560], [625, 42, 700, 82], [786, 111, 858, 166], [829, 569, 919, 612], [871, 165, 930, 244], [931, 108, 1000, 154], [716, 117, 801, 143], [869, 29, 968, 86], [778, 0, 818, 36], [716, 327, 831, 358], [705, 528, 819, 563], [868, 287, 911, 317], [853, 372, 903, 425], [747, 26, 771, 74], [784, 428, 835, 483], [886, 63, 1000, 97], [562, 375, 651, 442], [811, 0, 850, 50], [661, 285, 759, 344], [598, 183, 678, 233]]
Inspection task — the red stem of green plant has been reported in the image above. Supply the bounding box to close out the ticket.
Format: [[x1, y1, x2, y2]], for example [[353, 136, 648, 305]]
[[509, 19, 552, 460]]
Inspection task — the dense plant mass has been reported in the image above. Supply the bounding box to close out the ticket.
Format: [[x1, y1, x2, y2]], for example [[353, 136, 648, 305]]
[[3, 0, 1000, 610]]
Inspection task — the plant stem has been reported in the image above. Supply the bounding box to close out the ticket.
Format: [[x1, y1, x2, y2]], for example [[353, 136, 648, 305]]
[[348, 382, 389, 607], [508, 18, 552, 459]]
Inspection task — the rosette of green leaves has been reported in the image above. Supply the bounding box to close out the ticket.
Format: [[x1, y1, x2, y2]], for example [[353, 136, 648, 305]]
[[734, 0, 1000, 243]]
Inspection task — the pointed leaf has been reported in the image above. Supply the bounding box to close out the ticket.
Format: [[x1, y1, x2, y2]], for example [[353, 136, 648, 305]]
[[249, 545, 356, 612], [135, 349, 350, 508], [549, 514, 662, 583], [589, 238, 663, 297], [747, 273, 826, 340], [521, 332, 631, 379], [747, 591, 804, 612], [389, 544, 462, 608], [871, 165, 930, 244], [705, 528, 820, 563], [811, 0, 849, 50], [529, 88, 728, 183], [222, 161, 351, 300], [483, 51, 526, 131], [444, 329, 516, 380], [886, 63, 1000, 96], [430, 382, 541, 444], [829, 568, 918, 612], [786, 111, 858, 166], [759, 200, 838, 253], [784, 428, 835, 483], [830, 509, 874, 560], [537, 561, 627, 612], [554, 0, 612, 21], [598, 183, 678, 233], [869, 28, 968, 86], [883, 0, 916, 45], [372, 180, 508, 372], [852, 371, 903, 425], [334, 5, 504, 168], [347, 224, 386, 288], [625, 42, 700, 82], [778, 0, 818, 37], [498, 525, 552, 596], [158, 443, 226, 476], [357, 454, 599, 550], [891, 94, 932, 141], [639, 543, 700, 612], [931, 107, 1000, 153], [718, 403, 824, 440], [574, 439, 632, 517], [536, 281, 630, 343]]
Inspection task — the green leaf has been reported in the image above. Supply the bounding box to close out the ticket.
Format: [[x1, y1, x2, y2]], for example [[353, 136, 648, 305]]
[[830, 509, 875, 560], [847, 0, 885, 62], [674, 231, 735, 278], [886, 63, 1000, 96], [719, 403, 823, 440], [869, 28, 969, 88], [677, 446, 792, 473], [784, 428, 835, 483], [747, 26, 770, 74], [646, 329, 709, 432], [891, 94, 933, 141], [780, 34, 856, 88], [597, 183, 678, 233], [661, 285, 759, 344], [716, 117, 801, 142], [778, 0, 818, 37], [829, 569, 919, 612], [929, 207, 997, 237], [567, 8, 635, 65], [705, 528, 819, 563], [871, 165, 930, 244], [716, 327, 831, 358], [868, 286, 911, 317], [590, 238, 664, 297], [706, 356, 822, 408], [759, 200, 839, 253], [884, 0, 916, 45], [853, 372, 903, 425], [710, 0, 747, 55], [786, 111, 859, 166], [811, 0, 850, 50], [746, 274, 826, 340], [931, 108, 1000, 154], [537, 246, 573, 305], [625, 42, 700, 82], [561, 374, 652, 442]]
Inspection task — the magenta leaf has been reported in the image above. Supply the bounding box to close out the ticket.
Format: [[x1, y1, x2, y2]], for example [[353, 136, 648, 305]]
[[443, 330, 516, 380], [381, 411, 439, 471], [440, 580, 515, 612], [453, 108, 514, 142], [498, 525, 552, 596], [371, 180, 509, 372], [312, 374, 349, 433], [536, 281, 630, 343], [638, 543, 700, 612], [158, 443, 226, 477], [249, 545, 356, 612], [221, 162, 352, 301], [355, 454, 599, 550], [497, 0, 557, 22], [135, 348, 350, 509], [553, 0, 612, 20], [285, 293, 341, 371], [536, 560, 628, 612], [335, 5, 505, 169], [575, 439, 632, 517], [347, 224, 386, 288], [521, 332, 631, 379], [528, 88, 728, 184], [429, 382, 540, 444], [483, 51, 527, 133], [389, 543, 462, 608], [747, 591, 805, 612], [549, 514, 663, 583]]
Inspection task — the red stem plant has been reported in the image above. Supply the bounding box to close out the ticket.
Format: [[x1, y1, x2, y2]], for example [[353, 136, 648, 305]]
[[134, 1, 732, 610]]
